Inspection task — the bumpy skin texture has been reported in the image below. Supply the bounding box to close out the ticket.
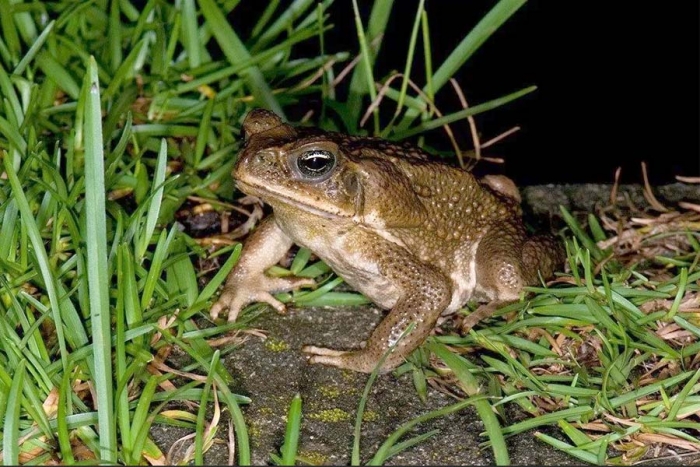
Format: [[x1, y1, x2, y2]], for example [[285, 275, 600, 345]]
[[211, 109, 565, 373]]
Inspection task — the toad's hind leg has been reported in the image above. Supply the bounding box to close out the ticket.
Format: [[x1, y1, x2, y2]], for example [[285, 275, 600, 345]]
[[474, 224, 528, 303], [475, 225, 563, 302], [303, 289, 449, 373], [303, 237, 452, 374], [464, 227, 564, 334], [521, 234, 565, 283]]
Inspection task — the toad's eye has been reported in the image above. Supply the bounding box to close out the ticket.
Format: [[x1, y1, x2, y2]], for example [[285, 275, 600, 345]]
[[296, 150, 336, 178]]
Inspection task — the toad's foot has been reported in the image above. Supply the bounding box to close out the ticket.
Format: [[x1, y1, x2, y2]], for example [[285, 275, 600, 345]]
[[302, 345, 396, 374], [211, 275, 315, 322]]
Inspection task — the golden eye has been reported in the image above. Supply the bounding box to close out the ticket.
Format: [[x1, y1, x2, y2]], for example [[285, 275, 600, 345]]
[[296, 150, 336, 178]]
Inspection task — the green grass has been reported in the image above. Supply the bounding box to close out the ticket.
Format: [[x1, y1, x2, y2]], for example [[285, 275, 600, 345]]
[[0, 0, 697, 465]]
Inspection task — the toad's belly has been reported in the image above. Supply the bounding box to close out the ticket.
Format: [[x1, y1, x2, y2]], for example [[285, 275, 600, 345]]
[[275, 213, 401, 309], [315, 248, 401, 310]]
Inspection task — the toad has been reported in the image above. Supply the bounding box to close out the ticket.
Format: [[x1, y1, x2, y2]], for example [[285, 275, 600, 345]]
[[211, 109, 564, 373]]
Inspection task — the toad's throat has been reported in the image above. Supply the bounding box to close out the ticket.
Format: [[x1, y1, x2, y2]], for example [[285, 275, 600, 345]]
[[235, 179, 354, 220]]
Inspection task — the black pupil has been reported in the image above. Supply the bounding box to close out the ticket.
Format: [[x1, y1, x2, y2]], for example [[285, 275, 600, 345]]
[[298, 150, 334, 176]]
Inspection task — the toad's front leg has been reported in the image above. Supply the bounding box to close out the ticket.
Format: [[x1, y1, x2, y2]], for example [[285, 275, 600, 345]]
[[210, 216, 315, 322], [303, 239, 451, 373]]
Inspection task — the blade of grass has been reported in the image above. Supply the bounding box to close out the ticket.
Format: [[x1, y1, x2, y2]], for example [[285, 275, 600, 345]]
[[431, 0, 526, 95], [0, 116, 27, 154], [559, 206, 605, 261], [397, 0, 527, 129], [189, 244, 242, 310], [384, 429, 439, 459], [427, 341, 509, 465], [3, 154, 69, 367], [115, 244, 134, 461], [157, 329, 249, 463], [396, 85, 537, 139], [347, 0, 393, 132], [36, 52, 81, 99], [292, 276, 344, 304], [250, 0, 281, 40], [674, 315, 700, 339], [0, 0, 21, 62], [501, 406, 594, 437], [180, 0, 202, 68], [667, 368, 700, 421], [608, 370, 693, 408], [290, 247, 312, 275], [102, 38, 147, 102], [420, 8, 433, 104], [128, 376, 161, 464], [56, 363, 75, 464], [666, 267, 688, 320], [0, 64, 23, 125], [393, 0, 424, 118], [557, 419, 594, 447], [253, 0, 315, 49], [353, 323, 415, 466], [83, 56, 116, 462], [140, 226, 177, 310], [198, 0, 284, 116], [166, 238, 200, 308], [13, 19, 55, 76], [195, 350, 220, 464], [212, 361, 251, 464], [194, 98, 215, 168], [137, 138, 168, 259], [108, 0, 122, 72], [2, 360, 26, 466], [280, 393, 302, 465], [12, 3, 38, 44], [368, 395, 489, 466], [533, 432, 598, 464]]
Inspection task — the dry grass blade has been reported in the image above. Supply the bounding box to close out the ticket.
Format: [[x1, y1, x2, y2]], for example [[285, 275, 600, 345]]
[[676, 176, 700, 184], [449, 78, 480, 165], [363, 72, 464, 161], [636, 433, 700, 452], [227, 420, 236, 466], [678, 201, 700, 213], [641, 161, 670, 212], [610, 166, 622, 206]]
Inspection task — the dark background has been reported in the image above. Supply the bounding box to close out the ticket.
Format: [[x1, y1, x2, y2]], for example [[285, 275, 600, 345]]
[[236, 1, 700, 185]]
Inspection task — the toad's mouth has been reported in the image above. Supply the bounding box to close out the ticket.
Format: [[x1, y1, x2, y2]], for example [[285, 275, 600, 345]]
[[235, 179, 354, 220]]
